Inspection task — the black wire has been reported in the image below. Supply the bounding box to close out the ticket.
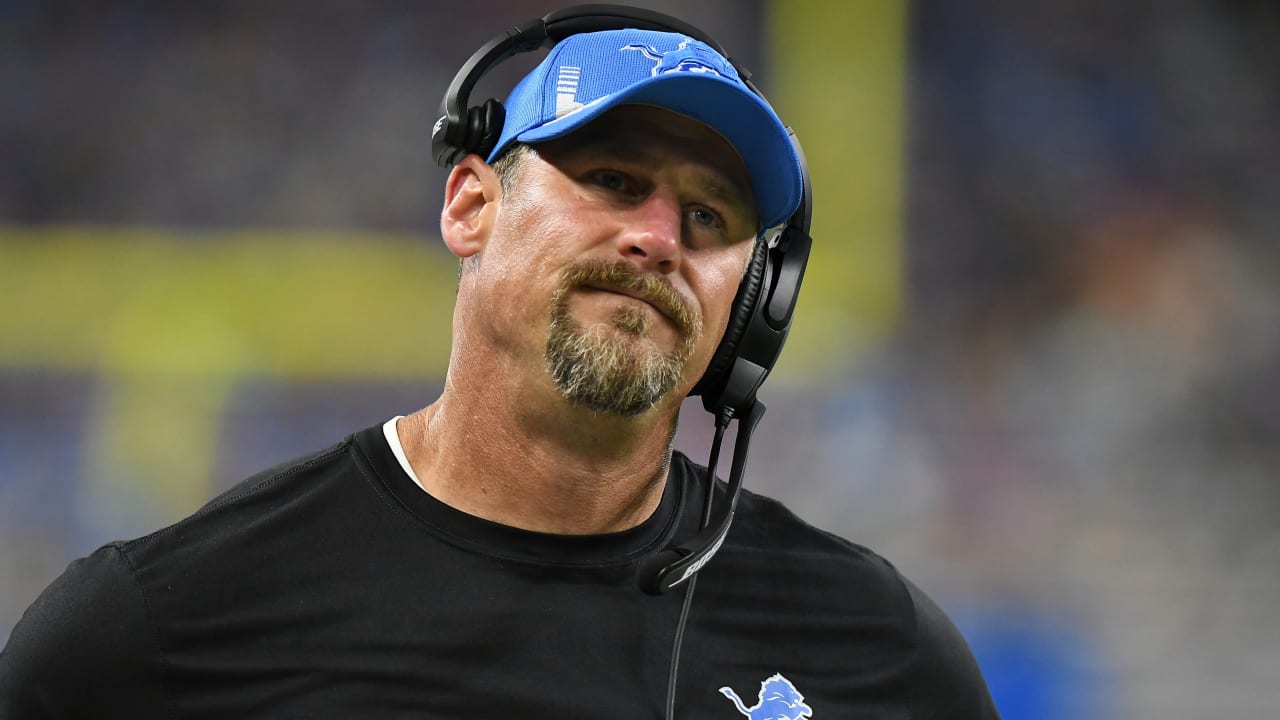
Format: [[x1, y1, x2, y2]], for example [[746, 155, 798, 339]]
[[663, 407, 733, 720], [664, 573, 698, 720]]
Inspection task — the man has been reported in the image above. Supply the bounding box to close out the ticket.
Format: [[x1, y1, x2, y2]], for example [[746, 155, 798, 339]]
[[1, 20, 999, 719]]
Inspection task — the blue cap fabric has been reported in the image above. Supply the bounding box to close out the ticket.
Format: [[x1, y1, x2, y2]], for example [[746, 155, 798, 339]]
[[487, 29, 803, 230]]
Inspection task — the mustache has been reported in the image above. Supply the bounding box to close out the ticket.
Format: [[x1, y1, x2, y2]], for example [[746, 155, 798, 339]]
[[556, 260, 702, 338]]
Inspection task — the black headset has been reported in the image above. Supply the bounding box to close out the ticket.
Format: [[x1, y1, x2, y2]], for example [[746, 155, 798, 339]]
[[432, 3, 813, 419]]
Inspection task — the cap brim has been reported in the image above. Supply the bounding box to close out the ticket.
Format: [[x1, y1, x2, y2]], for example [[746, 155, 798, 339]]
[[515, 72, 802, 230]]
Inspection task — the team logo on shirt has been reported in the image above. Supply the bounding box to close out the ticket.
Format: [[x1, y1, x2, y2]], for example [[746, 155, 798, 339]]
[[720, 673, 813, 719]]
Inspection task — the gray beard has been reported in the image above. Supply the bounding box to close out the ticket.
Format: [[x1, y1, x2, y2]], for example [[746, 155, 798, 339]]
[[544, 262, 699, 417], [545, 304, 688, 416]]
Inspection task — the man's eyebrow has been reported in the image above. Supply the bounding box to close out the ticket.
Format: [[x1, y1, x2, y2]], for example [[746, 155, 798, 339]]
[[700, 178, 754, 218], [565, 138, 757, 221]]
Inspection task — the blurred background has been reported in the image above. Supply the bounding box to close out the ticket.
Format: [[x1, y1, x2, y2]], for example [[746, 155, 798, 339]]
[[2, 1, 1278, 716]]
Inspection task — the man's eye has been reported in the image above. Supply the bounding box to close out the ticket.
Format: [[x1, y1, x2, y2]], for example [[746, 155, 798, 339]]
[[689, 207, 722, 229], [592, 170, 630, 193]]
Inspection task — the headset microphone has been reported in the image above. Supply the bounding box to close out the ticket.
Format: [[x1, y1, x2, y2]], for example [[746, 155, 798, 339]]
[[638, 401, 765, 595]]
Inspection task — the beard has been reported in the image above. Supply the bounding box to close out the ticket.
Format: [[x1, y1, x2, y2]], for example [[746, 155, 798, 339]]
[[545, 260, 702, 416]]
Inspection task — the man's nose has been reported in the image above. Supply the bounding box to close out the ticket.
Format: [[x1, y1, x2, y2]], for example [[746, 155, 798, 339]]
[[615, 191, 681, 274]]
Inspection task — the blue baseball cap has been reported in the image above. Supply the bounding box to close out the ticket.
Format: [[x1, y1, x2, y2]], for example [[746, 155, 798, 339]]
[[487, 29, 803, 230]]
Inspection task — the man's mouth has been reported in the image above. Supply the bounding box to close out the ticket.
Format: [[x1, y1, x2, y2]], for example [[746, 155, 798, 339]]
[[559, 260, 699, 339], [582, 282, 669, 319]]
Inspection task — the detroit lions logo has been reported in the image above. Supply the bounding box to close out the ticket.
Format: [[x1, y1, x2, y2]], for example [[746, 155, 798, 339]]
[[720, 674, 814, 720], [621, 38, 736, 79]]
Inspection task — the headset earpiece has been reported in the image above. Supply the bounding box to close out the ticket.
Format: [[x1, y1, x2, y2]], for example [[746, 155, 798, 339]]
[[432, 98, 506, 168], [431, 114, 463, 167], [467, 99, 506, 161], [693, 238, 769, 411]]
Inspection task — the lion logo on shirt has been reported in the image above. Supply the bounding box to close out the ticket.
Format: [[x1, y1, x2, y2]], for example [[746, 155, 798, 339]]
[[719, 673, 814, 719]]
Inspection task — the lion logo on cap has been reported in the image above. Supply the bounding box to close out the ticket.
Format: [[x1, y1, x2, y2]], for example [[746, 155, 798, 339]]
[[621, 38, 735, 79]]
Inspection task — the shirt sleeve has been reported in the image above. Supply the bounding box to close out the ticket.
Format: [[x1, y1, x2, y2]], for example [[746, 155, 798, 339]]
[[0, 544, 167, 719], [905, 578, 1002, 719]]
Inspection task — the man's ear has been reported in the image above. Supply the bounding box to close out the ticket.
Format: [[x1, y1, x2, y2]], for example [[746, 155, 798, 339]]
[[440, 154, 502, 259]]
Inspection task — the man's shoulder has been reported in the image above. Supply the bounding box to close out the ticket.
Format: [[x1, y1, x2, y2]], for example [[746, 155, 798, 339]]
[[898, 575, 1003, 718], [669, 450, 909, 607], [199, 435, 355, 513], [53, 433, 364, 600], [0, 543, 165, 715], [730, 482, 900, 581], [125, 435, 355, 554], [0, 430, 374, 715], [679, 458, 1000, 718], [74, 430, 372, 620]]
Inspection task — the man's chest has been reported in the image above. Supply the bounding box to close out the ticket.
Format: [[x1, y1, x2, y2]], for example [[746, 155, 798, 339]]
[[152, 573, 906, 719]]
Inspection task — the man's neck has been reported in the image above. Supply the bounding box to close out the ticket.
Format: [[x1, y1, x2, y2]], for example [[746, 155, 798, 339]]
[[396, 388, 679, 536]]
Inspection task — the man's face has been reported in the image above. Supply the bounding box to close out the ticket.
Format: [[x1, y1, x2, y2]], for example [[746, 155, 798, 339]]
[[472, 105, 759, 416]]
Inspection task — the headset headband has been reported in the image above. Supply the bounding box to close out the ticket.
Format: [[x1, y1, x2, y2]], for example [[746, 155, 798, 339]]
[[436, 5, 748, 161]]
